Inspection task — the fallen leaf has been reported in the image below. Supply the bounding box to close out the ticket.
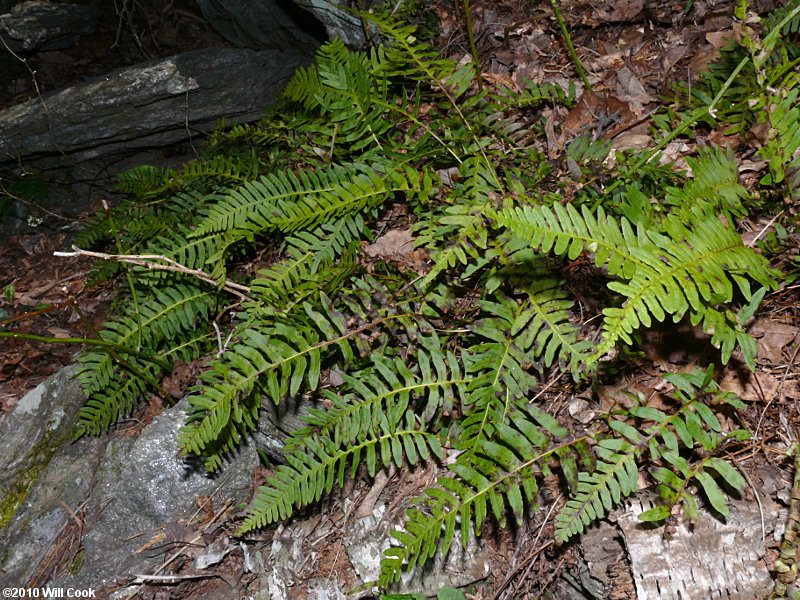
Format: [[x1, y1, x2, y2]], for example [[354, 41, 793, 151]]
[[721, 370, 781, 403], [612, 132, 652, 152], [749, 318, 800, 364], [363, 228, 415, 258], [616, 66, 656, 104]]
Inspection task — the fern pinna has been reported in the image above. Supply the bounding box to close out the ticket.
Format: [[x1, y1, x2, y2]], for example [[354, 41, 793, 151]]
[[66, 4, 789, 590]]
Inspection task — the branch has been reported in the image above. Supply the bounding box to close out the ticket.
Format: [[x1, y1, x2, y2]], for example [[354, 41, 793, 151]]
[[53, 246, 255, 302]]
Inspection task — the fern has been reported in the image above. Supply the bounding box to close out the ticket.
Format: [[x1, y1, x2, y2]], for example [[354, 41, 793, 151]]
[[194, 164, 422, 240], [239, 352, 462, 530], [493, 202, 779, 368], [556, 366, 748, 541], [664, 146, 750, 221], [381, 402, 584, 584], [59, 4, 794, 591], [250, 216, 364, 307], [75, 284, 214, 435], [242, 416, 442, 530]]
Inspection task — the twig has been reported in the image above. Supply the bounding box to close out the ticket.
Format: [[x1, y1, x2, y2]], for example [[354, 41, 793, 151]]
[[53, 245, 255, 302], [746, 211, 784, 247], [132, 572, 212, 583]]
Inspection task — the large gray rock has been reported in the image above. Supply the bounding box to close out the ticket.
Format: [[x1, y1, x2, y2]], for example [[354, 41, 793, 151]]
[[0, 45, 314, 163], [195, 0, 326, 49], [51, 399, 257, 591], [0, 365, 109, 587], [0, 365, 258, 590], [0, 1, 99, 54], [293, 0, 365, 47]]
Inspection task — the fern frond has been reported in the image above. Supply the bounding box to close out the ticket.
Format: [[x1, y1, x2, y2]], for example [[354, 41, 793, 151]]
[[493, 202, 643, 279], [490, 78, 576, 110], [194, 165, 419, 239], [288, 353, 465, 453], [77, 285, 213, 396], [284, 37, 348, 109], [178, 298, 385, 468], [381, 404, 574, 585], [114, 165, 172, 199], [599, 215, 777, 358], [555, 438, 638, 543], [556, 366, 748, 541], [494, 201, 778, 366], [239, 414, 442, 530], [665, 147, 749, 220], [178, 322, 321, 460], [417, 157, 500, 286], [365, 10, 458, 87], [75, 371, 149, 436], [250, 214, 366, 305], [179, 152, 259, 186], [760, 86, 800, 186]]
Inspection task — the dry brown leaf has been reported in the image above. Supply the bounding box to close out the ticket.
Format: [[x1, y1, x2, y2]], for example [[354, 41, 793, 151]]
[[706, 29, 742, 50], [721, 370, 780, 403], [615, 66, 655, 105], [46, 327, 73, 338], [562, 90, 634, 140], [362, 227, 429, 274], [589, 0, 645, 23], [597, 384, 639, 412], [363, 228, 415, 258], [750, 318, 800, 364], [612, 132, 652, 152]]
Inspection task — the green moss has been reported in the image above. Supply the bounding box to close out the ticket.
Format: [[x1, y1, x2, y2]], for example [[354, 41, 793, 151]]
[[0, 426, 68, 531], [68, 549, 85, 574]]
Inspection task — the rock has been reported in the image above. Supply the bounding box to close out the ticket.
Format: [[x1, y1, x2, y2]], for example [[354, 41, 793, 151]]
[[195, 0, 326, 49], [0, 364, 109, 587], [0, 364, 257, 590], [0, 1, 99, 54], [292, 0, 366, 48], [0, 45, 314, 164], [49, 398, 257, 591]]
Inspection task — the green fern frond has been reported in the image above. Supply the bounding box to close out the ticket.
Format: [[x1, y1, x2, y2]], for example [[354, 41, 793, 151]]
[[490, 78, 576, 110], [77, 285, 213, 395], [417, 158, 501, 286], [665, 147, 749, 220], [239, 414, 442, 531], [179, 322, 322, 454], [555, 366, 748, 541], [178, 299, 382, 468], [180, 152, 260, 186], [114, 165, 173, 199], [381, 404, 574, 585], [599, 215, 777, 357], [250, 214, 366, 305], [288, 353, 465, 452], [492, 202, 643, 279], [555, 438, 638, 543], [365, 10, 458, 88], [284, 37, 349, 110], [506, 255, 594, 372], [194, 164, 419, 239], [760, 87, 800, 187], [75, 371, 149, 436], [494, 201, 778, 367]]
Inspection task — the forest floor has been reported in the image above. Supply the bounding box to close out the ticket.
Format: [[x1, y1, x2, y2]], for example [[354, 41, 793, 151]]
[[0, 0, 798, 598]]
